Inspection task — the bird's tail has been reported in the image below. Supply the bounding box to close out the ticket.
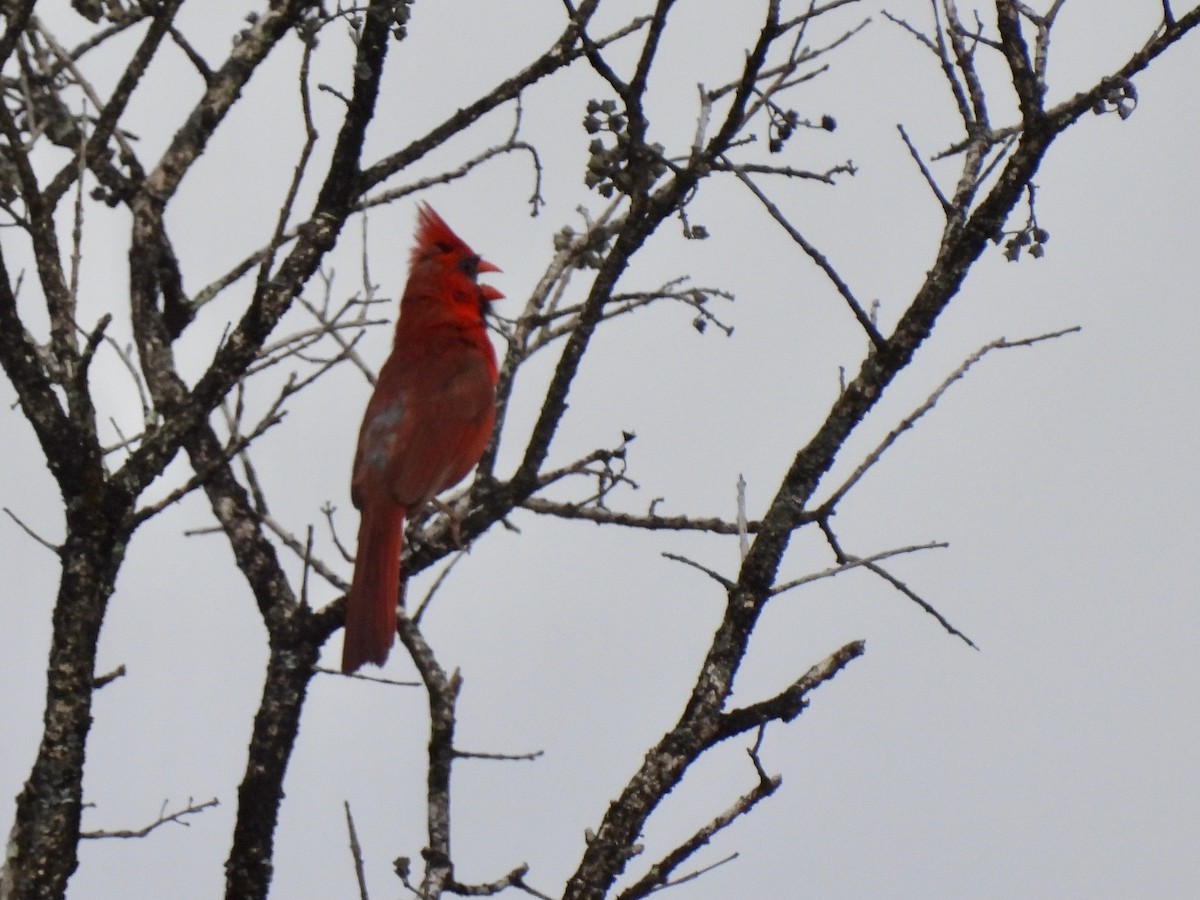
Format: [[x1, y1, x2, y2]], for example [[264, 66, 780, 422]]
[[342, 502, 404, 674]]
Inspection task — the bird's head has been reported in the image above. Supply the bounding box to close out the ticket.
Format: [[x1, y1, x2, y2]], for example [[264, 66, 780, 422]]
[[409, 203, 504, 319]]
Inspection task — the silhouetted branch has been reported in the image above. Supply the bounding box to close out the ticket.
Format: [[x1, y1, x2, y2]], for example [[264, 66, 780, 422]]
[[818, 327, 1081, 511], [344, 802, 369, 900], [81, 797, 219, 840], [3, 4, 1199, 899]]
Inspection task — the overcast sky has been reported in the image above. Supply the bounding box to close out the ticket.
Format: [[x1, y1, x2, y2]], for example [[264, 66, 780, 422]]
[[2, 3, 1198, 898]]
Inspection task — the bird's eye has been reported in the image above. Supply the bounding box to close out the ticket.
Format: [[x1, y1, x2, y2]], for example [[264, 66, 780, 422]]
[[457, 255, 481, 280]]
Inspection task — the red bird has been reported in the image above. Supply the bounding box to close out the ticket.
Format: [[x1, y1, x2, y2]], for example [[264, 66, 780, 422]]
[[342, 204, 502, 674]]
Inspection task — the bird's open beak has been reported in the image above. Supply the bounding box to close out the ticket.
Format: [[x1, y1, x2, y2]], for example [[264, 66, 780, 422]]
[[477, 257, 503, 302]]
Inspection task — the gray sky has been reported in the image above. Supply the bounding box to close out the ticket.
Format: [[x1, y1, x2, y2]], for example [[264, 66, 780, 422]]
[[2, 3, 1198, 898]]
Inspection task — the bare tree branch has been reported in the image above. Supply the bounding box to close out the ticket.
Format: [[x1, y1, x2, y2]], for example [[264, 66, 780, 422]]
[[3, 4, 1198, 899], [344, 802, 370, 900], [817, 327, 1082, 511], [619, 773, 773, 900], [81, 797, 219, 840]]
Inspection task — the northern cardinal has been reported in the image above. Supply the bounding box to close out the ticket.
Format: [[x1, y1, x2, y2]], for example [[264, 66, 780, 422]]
[[342, 204, 502, 674]]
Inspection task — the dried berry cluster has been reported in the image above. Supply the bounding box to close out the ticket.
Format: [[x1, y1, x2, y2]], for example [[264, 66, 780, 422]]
[[767, 105, 836, 154], [1091, 76, 1138, 120], [583, 99, 667, 198], [999, 225, 1050, 261], [553, 224, 615, 271]]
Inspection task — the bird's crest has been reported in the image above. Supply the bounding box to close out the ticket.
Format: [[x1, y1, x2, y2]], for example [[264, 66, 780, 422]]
[[412, 203, 478, 266]]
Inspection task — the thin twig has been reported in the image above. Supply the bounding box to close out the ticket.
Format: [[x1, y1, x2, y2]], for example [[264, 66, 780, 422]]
[[412, 551, 466, 625], [314, 666, 420, 687], [771, 541, 948, 595], [818, 326, 1080, 510], [617, 758, 778, 900], [856, 555, 977, 648], [3, 506, 60, 553], [453, 748, 545, 762], [261, 513, 347, 591], [736, 474, 749, 563], [447, 864, 539, 897], [68, 103, 86, 304], [523, 498, 756, 535], [81, 797, 219, 839], [344, 801, 370, 900], [661, 552, 734, 590], [897, 123, 951, 213], [730, 164, 885, 348], [92, 664, 126, 689]]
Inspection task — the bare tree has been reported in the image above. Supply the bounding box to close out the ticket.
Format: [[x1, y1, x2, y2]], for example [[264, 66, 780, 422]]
[[0, 2, 1195, 899]]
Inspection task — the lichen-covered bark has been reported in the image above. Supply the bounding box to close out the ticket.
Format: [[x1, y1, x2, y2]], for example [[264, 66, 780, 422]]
[[6, 513, 127, 900]]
